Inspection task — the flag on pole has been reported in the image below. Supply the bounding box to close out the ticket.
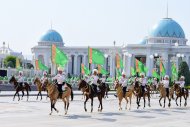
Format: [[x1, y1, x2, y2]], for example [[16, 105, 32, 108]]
[[98, 65, 108, 75], [152, 69, 160, 79], [160, 60, 166, 77], [116, 53, 123, 69], [35, 60, 49, 71], [16, 58, 20, 69], [131, 67, 136, 76], [135, 59, 148, 73], [171, 62, 178, 81], [81, 64, 90, 75], [88, 47, 105, 65], [51, 44, 68, 66], [116, 69, 122, 79]]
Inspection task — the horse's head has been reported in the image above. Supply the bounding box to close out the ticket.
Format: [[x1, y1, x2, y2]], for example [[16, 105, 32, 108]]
[[114, 80, 120, 89], [78, 79, 87, 90], [134, 81, 140, 90], [33, 77, 40, 85], [157, 83, 164, 91], [9, 76, 16, 84], [173, 83, 180, 91]]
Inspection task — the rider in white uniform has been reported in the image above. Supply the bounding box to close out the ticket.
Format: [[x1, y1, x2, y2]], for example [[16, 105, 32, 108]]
[[41, 71, 48, 89], [53, 67, 66, 97], [162, 75, 170, 97], [17, 71, 24, 87], [179, 76, 185, 94], [90, 69, 99, 94], [139, 72, 147, 94], [119, 71, 128, 97]]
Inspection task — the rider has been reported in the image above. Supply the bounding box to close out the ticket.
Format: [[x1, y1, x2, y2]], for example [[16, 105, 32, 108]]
[[162, 75, 170, 97], [139, 72, 147, 94], [17, 71, 24, 87], [90, 69, 99, 94], [41, 71, 48, 89], [119, 71, 128, 97], [84, 74, 91, 84], [53, 66, 66, 98], [179, 76, 185, 94]]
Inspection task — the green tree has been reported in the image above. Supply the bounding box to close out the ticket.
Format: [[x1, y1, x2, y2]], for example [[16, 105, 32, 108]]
[[4, 55, 16, 68], [178, 61, 190, 86]]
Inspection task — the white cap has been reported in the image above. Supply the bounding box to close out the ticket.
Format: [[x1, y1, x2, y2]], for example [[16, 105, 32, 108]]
[[93, 69, 98, 74], [164, 75, 169, 79], [122, 71, 126, 75], [19, 71, 23, 75], [140, 72, 145, 76], [57, 66, 63, 71], [180, 76, 185, 79], [102, 74, 106, 77], [43, 71, 47, 75]]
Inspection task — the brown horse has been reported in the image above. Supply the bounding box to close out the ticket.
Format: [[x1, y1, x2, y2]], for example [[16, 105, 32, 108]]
[[114, 81, 134, 110], [46, 82, 71, 115], [173, 83, 189, 107], [157, 83, 174, 108], [78, 79, 105, 112], [33, 77, 48, 100], [133, 81, 151, 109], [9, 76, 31, 101]]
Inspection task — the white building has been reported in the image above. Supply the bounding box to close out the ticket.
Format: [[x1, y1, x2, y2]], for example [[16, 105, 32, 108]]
[[0, 42, 23, 68], [31, 17, 190, 77]]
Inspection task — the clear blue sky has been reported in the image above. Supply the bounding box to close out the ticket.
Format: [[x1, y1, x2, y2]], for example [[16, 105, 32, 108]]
[[0, 0, 190, 59]]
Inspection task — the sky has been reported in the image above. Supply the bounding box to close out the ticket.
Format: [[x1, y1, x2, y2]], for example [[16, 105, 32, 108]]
[[0, 0, 190, 60]]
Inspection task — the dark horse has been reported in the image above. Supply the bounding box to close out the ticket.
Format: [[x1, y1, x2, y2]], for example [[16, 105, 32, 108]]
[[173, 83, 189, 107], [134, 81, 151, 109], [9, 76, 31, 101], [78, 79, 106, 112]]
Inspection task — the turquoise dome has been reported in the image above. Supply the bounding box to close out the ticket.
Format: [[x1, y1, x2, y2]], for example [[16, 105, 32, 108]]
[[139, 38, 147, 44], [40, 29, 63, 43], [150, 18, 185, 38]]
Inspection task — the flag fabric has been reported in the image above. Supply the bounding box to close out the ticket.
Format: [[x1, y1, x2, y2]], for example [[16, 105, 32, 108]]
[[98, 65, 108, 75], [81, 64, 90, 75], [88, 47, 105, 65], [135, 59, 148, 73], [152, 69, 160, 79], [51, 44, 68, 66], [171, 63, 178, 81], [131, 67, 136, 76], [116, 69, 122, 79], [160, 60, 166, 77], [16, 58, 20, 69], [35, 60, 49, 71], [116, 53, 123, 69]]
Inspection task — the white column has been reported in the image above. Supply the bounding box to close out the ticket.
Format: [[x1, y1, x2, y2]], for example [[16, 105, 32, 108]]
[[74, 55, 78, 75], [146, 53, 151, 76], [83, 54, 86, 66], [110, 56, 113, 77], [126, 56, 131, 77], [186, 55, 189, 66]]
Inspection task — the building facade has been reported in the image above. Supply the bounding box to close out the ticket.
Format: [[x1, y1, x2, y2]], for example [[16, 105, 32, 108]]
[[31, 17, 190, 77]]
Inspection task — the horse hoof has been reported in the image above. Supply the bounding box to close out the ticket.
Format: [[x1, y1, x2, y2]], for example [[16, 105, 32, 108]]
[[85, 109, 87, 112], [49, 113, 52, 115], [56, 110, 59, 113]]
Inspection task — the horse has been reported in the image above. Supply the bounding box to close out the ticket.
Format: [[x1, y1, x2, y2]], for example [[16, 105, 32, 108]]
[[9, 76, 31, 101], [173, 83, 189, 107], [33, 77, 48, 100], [78, 79, 106, 112], [157, 83, 174, 108], [114, 80, 134, 110], [104, 83, 110, 98], [133, 81, 151, 109], [46, 82, 71, 115]]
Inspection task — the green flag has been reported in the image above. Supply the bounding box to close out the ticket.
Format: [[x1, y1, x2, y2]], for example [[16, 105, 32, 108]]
[[152, 69, 160, 79], [116, 69, 122, 79], [81, 64, 90, 75], [98, 65, 108, 75], [135, 59, 148, 73], [52, 44, 68, 66], [171, 63, 178, 81], [160, 60, 166, 77], [35, 60, 49, 71], [88, 47, 105, 65], [131, 67, 136, 76]]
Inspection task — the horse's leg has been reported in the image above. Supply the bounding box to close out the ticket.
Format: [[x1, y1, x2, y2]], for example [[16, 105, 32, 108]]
[[21, 91, 24, 100], [176, 96, 179, 106], [40, 91, 42, 100], [18, 92, 20, 101], [125, 97, 128, 110], [159, 96, 163, 107], [66, 97, 70, 115], [63, 98, 67, 115], [167, 96, 171, 107], [84, 96, 89, 112], [46, 90, 49, 100], [98, 95, 103, 112], [148, 94, 151, 107], [119, 98, 122, 110], [13, 91, 18, 101], [52, 100, 58, 113], [91, 97, 94, 113], [184, 95, 187, 107], [26, 90, 29, 101], [36, 92, 39, 100], [143, 96, 146, 109], [163, 97, 166, 108], [49, 101, 53, 115], [180, 96, 182, 107]]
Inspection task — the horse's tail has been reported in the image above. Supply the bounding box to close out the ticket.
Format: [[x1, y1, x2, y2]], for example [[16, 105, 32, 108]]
[[28, 84, 31, 91], [186, 89, 189, 98], [67, 83, 74, 101]]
